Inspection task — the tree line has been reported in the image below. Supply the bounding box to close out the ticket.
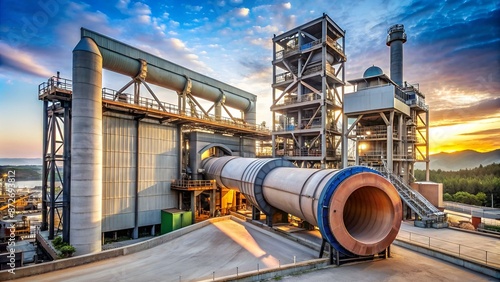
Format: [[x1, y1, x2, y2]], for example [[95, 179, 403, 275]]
[[414, 163, 500, 208]]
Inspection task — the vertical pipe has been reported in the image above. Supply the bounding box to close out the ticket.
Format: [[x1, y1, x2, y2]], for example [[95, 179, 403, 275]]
[[133, 119, 140, 239], [321, 18, 327, 168], [71, 37, 103, 255], [41, 100, 48, 231], [341, 33, 347, 168], [387, 122, 393, 172], [177, 125, 183, 179], [62, 102, 71, 243], [49, 105, 56, 240], [272, 35, 277, 159], [214, 102, 221, 120], [425, 111, 430, 181]]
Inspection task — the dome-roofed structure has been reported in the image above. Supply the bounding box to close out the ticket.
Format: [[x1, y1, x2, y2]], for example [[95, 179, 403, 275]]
[[363, 65, 383, 78]]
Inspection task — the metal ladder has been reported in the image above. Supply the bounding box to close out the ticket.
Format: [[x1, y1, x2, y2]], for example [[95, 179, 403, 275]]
[[380, 161, 446, 223]]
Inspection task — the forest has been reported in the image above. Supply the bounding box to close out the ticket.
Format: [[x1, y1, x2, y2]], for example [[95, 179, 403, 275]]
[[414, 163, 500, 208]]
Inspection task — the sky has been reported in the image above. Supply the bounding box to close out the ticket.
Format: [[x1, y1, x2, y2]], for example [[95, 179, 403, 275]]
[[0, 0, 499, 158]]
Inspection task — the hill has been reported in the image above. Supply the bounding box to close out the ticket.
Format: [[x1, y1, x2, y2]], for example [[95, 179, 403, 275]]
[[415, 149, 500, 171], [0, 158, 42, 166]]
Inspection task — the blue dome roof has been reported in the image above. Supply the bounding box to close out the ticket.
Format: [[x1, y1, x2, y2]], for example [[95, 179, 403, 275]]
[[363, 66, 383, 78]]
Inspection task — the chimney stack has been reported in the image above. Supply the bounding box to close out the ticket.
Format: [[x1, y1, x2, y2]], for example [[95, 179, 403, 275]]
[[386, 24, 407, 87]]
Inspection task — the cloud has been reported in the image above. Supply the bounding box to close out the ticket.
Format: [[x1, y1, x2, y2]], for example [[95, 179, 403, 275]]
[[430, 97, 500, 126], [460, 128, 500, 136], [237, 8, 250, 17], [186, 5, 203, 12], [239, 58, 268, 74], [116, 0, 152, 24], [0, 42, 53, 77]]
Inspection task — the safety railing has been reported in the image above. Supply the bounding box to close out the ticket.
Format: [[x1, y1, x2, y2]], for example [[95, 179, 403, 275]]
[[300, 39, 321, 51], [102, 88, 270, 134], [397, 229, 500, 267], [275, 72, 295, 83], [38, 76, 72, 98], [326, 36, 345, 57], [171, 179, 216, 189], [275, 149, 339, 158], [407, 98, 429, 111], [275, 36, 345, 60]]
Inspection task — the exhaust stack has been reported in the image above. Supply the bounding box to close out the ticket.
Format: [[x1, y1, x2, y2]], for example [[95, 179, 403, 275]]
[[386, 24, 407, 87]]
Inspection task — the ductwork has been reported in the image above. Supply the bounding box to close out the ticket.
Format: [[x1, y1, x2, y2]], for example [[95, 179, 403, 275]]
[[202, 156, 402, 256], [80, 28, 256, 122]]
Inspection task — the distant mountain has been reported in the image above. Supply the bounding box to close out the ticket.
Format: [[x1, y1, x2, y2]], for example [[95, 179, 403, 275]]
[[415, 149, 500, 171], [0, 158, 43, 166]]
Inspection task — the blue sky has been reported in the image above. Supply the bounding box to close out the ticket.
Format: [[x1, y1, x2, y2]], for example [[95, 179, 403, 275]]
[[0, 0, 499, 157]]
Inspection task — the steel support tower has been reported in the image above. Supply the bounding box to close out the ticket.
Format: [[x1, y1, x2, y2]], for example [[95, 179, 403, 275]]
[[271, 14, 346, 169], [39, 74, 72, 242]]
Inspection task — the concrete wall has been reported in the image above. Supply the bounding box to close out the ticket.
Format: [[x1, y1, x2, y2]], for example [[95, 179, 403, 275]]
[[411, 182, 443, 209]]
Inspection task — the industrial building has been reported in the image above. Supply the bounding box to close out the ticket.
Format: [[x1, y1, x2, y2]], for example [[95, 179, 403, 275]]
[[34, 13, 447, 269]]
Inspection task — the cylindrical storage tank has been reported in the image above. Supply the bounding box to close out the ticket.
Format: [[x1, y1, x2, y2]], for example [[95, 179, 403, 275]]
[[71, 37, 103, 255]]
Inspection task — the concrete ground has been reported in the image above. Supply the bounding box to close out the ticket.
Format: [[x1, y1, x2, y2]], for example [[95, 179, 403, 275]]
[[12, 219, 318, 282], [11, 218, 498, 281], [279, 244, 496, 281]]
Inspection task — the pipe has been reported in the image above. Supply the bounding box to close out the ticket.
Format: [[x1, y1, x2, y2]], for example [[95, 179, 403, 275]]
[[71, 37, 103, 255], [202, 156, 402, 256], [79, 29, 256, 123], [99, 48, 253, 113]]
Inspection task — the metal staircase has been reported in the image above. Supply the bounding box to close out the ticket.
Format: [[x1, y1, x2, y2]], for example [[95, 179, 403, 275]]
[[380, 161, 447, 225]]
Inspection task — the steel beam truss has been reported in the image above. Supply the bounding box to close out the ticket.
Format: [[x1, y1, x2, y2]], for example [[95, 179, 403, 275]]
[[40, 100, 71, 241], [39, 76, 71, 242]]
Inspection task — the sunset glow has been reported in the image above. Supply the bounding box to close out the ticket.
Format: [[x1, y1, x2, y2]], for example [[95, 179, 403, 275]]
[[0, 1, 498, 158]]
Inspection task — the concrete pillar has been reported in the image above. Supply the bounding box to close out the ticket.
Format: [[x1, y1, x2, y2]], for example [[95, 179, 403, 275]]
[[71, 37, 103, 255]]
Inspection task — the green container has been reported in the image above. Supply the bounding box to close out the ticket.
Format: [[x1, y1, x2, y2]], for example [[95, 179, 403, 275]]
[[161, 209, 193, 234]]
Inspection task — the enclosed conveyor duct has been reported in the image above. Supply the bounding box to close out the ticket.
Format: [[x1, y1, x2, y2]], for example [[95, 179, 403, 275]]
[[80, 28, 256, 123], [202, 156, 402, 256]]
